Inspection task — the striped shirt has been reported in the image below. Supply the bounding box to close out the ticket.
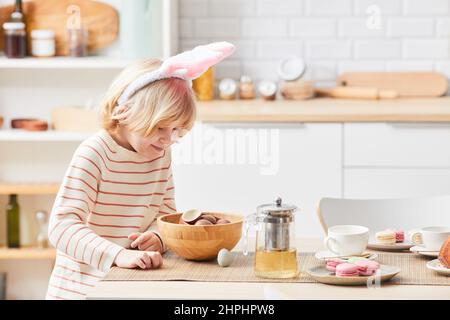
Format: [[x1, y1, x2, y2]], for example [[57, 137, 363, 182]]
[[46, 129, 176, 300]]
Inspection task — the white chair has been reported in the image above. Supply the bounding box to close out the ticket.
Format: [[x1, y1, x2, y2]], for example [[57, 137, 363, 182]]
[[317, 195, 450, 237]]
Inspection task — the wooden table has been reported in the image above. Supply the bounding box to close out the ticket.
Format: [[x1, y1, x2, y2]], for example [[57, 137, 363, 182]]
[[87, 238, 450, 300]]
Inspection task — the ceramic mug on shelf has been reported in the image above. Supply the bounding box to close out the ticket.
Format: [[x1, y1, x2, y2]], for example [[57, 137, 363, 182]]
[[409, 226, 450, 251], [324, 225, 369, 256]]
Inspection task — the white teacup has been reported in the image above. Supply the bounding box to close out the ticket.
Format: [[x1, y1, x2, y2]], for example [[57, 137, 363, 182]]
[[324, 225, 369, 256], [410, 226, 450, 251]]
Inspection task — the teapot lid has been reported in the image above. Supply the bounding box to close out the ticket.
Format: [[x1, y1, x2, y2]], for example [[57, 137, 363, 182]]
[[257, 197, 297, 217]]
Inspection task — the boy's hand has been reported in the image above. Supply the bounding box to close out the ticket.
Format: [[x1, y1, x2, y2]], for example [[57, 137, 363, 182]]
[[114, 249, 163, 269], [128, 231, 163, 253]]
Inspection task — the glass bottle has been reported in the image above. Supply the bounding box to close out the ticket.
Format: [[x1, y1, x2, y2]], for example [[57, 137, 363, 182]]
[[3, 22, 26, 58], [7, 194, 20, 248], [11, 0, 26, 22], [3, 0, 27, 58]]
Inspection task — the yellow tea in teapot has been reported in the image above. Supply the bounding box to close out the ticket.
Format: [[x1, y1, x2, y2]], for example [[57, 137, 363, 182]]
[[254, 249, 298, 279]]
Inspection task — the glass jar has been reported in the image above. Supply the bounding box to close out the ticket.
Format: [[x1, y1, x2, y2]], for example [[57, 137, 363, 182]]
[[3, 21, 26, 58], [67, 27, 88, 57], [31, 29, 55, 57], [192, 67, 215, 101]]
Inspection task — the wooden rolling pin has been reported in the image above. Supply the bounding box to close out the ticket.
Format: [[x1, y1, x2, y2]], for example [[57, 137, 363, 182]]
[[315, 86, 399, 100]]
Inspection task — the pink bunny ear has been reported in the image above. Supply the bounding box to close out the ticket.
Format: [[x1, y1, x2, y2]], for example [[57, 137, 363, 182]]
[[117, 41, 235, 106], [161, 41, 235, 79]]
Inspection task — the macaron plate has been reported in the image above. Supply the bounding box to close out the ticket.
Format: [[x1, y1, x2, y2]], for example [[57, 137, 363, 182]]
[[367, 240, 414, 251], [307, 265, 400, 286], [410, 246, 439, 258], [315, 250, 378, 261], [426, 259, 450, 276]]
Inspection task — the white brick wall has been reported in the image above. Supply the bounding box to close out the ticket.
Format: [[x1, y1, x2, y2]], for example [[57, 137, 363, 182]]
[[179, 0, 450, 88]]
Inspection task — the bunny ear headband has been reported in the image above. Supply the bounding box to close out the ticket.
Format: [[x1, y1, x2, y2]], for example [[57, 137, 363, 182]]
[[116, 42, 236, 108]]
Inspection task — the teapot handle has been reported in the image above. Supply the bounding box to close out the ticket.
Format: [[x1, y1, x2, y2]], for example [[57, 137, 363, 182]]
[[243, 213, 257, 256]]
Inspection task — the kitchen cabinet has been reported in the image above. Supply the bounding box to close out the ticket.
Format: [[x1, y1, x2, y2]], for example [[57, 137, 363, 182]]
[[343, 122, 450, 198], [344, 168, 450, 198], [172, 122, 343, 237], [344, 123, 450, 167]]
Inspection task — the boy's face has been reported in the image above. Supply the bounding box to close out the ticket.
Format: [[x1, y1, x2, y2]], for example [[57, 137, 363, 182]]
[[125, 126, 182, 160]]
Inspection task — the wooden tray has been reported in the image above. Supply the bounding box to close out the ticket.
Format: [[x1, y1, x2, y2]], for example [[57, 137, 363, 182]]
[[337, 72, 448, 98], [0, 0, 119, 56]]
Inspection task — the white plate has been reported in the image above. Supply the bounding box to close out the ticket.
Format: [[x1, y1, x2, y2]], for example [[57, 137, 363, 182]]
[[426, 259, 450, 275], [307, 265, 400, 286], [410, 246, 439, 258], [367, 241, 414, 251], [314, 250, 378, 261]]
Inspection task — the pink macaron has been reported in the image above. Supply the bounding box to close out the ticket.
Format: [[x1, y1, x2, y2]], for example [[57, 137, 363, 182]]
[[394, 230, 405, 243], [325, 258, 345, 273], [335, 263, 360, 277], [355, 260, 380, 276]]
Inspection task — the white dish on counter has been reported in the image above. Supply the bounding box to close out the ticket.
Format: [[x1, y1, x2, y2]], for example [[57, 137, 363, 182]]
[[410, 246, 439, 257], [367, 240, 414, 251], [426, 259, 450, 275], [315, 250, 377, 261], [307, 264, 400, 286]]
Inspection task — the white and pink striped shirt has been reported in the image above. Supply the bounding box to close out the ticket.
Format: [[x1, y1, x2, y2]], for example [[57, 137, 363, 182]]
[[46, 129, 176, 300]]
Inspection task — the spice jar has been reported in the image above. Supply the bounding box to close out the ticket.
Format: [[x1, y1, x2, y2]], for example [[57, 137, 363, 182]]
[[192, 67, 214, 101], [3, 21, 26, 58], [218, 78, 237, 100], [67, 27, 88, 57], [31, 30, 55, 57], [239, 75, 256, 99]]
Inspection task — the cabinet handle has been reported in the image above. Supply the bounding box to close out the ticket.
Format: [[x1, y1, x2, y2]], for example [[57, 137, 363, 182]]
[[388, 122, 450, 129], [203, 122, 305, 129]]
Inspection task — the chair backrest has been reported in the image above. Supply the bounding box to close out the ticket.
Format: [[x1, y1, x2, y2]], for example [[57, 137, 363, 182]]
[[317, 195, 450, 237]]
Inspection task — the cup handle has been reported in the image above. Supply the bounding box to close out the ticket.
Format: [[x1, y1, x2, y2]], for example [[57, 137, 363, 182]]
[[409, 230, 423, 245], [324, 236, 340, 255]]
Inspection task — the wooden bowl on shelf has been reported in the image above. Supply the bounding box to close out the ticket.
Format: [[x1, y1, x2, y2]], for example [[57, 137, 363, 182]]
[[157, 212, 243, 261]]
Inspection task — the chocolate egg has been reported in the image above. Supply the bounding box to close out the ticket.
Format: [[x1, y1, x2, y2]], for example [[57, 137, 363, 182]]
[[216, 219, 231, 225], [217, 248, 233, 267], [201, 214, 217, 224], [194, 219, 213, 226]]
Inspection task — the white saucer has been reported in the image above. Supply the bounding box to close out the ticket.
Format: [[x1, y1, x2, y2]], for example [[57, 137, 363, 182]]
[[426, 259, 450, 275], [410, 246, 439, 257], [307, 265, 400, 286], [315, 250, 378, 261], [367, 241, 414, 251]]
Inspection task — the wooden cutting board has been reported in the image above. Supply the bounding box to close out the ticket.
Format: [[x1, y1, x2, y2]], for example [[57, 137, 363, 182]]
[[0, 0, 118, 56], [337, 72, 448, 98]]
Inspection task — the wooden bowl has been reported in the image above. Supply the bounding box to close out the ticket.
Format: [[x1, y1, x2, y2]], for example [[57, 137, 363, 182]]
[[157, 212, 243, 261]]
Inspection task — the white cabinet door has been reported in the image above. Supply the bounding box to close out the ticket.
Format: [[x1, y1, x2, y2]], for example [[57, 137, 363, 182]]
[[344, 168, 450, 199], [172, 122, 342, 237], [344, 123, 450, 167]]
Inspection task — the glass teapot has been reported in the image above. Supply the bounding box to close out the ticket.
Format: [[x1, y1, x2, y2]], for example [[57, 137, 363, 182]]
[[244, 197, 299, 279]]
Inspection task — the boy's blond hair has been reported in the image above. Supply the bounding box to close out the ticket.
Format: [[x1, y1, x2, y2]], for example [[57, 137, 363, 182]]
[[100, 58, 197, 137]]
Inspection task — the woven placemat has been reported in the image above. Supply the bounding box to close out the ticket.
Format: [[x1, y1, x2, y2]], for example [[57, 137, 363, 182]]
[[103, 252, 450, 285]]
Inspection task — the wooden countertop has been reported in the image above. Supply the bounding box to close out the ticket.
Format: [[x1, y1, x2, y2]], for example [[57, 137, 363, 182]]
[[196, 97, 450, 122], [87, 238, 450, 300]]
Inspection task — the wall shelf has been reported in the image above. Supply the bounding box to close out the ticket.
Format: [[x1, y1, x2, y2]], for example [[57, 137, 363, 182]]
[[0, 183, 60, 195], [0, 130, 91, 142], [0, 56, 131, 70], [0, 247, 56, 260]]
